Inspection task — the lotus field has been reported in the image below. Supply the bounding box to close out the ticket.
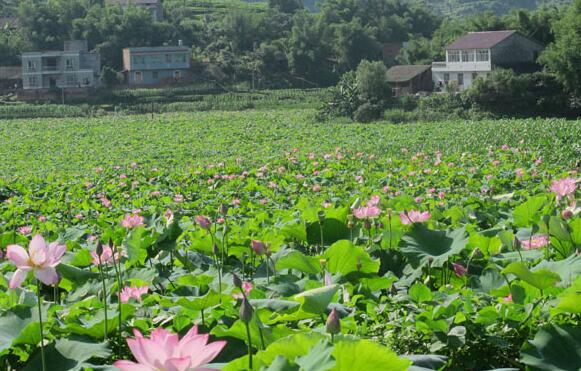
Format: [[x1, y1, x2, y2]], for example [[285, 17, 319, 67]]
[[0, 110, 580, 371]]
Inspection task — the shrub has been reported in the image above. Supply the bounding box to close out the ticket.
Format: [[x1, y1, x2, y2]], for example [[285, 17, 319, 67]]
[[356, 60, 390, 103], [417, 92, 468, 118], [383, 109, 420, 124], [353, 102, 383, 122], [465, 70, 573, 117]]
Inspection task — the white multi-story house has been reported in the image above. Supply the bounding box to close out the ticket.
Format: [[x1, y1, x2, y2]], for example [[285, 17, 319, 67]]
[[21, 40, 101, 90], [432, 30, 544, 91]]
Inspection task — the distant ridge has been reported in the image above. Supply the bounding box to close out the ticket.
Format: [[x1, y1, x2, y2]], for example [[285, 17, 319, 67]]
[[239, 0, 570, 14]]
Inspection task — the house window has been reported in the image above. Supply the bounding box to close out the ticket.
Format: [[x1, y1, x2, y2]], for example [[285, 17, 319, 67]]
[[134, 71, 143, 81], [174, 70, 181, 79], [66, 59, 74, 70], [443, 73, 450, 83], [448, 50, 461, 62], [476, 49, 489, 62], [66, 74, 76, 86], [152, 71, 159, 80], [461, 50, 474, 62], [178, 54, 186, 63], [472, 72, 478, 81], [28, 76, 38, 87], [27, 60, 37, 72], [458, 73, 464, 86], [166, 54, 172, 63]]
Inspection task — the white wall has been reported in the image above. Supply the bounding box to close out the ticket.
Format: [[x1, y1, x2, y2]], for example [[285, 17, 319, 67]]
[[432, 71, 489, 91]]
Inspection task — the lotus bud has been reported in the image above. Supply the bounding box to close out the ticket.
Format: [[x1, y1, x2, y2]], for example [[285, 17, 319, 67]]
[[213, 243, 220, 256], [326, 308, 341, 335], [514, 237, 522, 250], [219, 203, 229, 215], [233, 273, 243, 289], [251, 240, 265, 256], [108, 237, 114, 249], [96, 241, 103, 256], [562, 209, 573, 220], [195, 215, 212, 230], [240, 297, 253, 324], [318, 211, 326, 225]]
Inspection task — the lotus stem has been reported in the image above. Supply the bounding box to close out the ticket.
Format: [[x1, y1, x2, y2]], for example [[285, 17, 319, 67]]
[[98, 256, 108, 339], [36, 280, 46, 371], [245, 322, 253, 369]]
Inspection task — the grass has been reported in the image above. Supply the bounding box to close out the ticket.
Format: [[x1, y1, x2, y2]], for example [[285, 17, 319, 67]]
[[0, 109, 579, 179]]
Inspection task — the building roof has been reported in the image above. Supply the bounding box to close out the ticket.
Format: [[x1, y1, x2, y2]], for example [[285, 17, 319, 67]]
[[386, 65, 431, 83], [0, 67, 21, 80], [446, 30, 518, 50], [124, 46, 190, 53]]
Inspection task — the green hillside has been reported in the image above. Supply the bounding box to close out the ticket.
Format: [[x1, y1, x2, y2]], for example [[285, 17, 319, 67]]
[[410, 0, 571, 16]]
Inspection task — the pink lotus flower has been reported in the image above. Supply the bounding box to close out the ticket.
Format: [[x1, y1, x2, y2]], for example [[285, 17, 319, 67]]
[[164, 209, 174, 223], [231, 199, 241, 206], [122, 214, 144, 229], [17, 225, 33, 235], [521, 235, 549, 250], [38, 216, 46, 223], [114, 326, 226, 371], [196, 216, 212, 230], [400, 210, 430, 225], [504, 294, 513, 302], [251, 240, 266, 255], [352, 206, 381, 220], [515, 168, 525, 178], [174, 194, 184, 203], [550, 178, 577, 202], [233, 281, 253, 300], [6, 235, 66, 288], [91, 244, 120, 266], [452, 263, 467, 277], [367, 195, 380, 206], [151, 190, 161, 197], [120, 285, 148, 303], [312, 184, 321, 192], [101, 197, 111, 208]]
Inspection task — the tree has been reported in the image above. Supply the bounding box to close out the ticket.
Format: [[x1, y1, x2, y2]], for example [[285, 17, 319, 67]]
[[333, 20, 381, 70], [356, 60, 389, 103], [268, 0, 304, 14], [540, 0, 581, 96], [287, 11, 335, 86]]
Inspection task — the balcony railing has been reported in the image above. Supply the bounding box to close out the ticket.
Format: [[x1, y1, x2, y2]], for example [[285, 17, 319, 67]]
[[432, 61, 491, 72], [42, 66, 60, 72]]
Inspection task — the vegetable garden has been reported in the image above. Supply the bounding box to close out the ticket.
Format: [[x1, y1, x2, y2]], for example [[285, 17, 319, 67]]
[[0, 110, 580, 370]]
